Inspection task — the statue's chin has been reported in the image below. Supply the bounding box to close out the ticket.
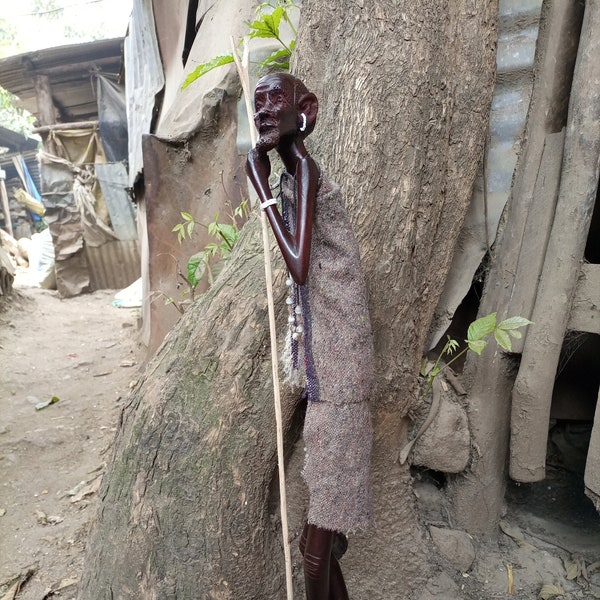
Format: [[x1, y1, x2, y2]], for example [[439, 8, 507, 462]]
[[257, 130, 279, 150]]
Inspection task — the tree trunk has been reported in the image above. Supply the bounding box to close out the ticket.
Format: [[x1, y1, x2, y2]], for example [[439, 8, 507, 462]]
[[293, 2, 496, 591], [79, 2, 497, 598]]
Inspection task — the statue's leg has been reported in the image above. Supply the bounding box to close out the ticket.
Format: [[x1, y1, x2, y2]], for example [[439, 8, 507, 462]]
[[299, 522, 349, 600]]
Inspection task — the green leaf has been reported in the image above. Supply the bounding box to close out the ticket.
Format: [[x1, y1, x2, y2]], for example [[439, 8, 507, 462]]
[[494, 328, 512, 351], [247, 6, 284, 40], [204, 242, 220, 256], [498, 316, 533, 330], [188, 252, 208, 287], [467, 313, 497, 342], [181, 212, 193, 222], [216, 223, 238, 248], [234, 201, 247, 219], [446, 337, 459, 355], [187, 221, 195, 238], [172, 223, 183, 233], [467, 339, 487, 356], [182, 54, 235, 89], [260, 46, 291, 68], [508, 329, 522, 339]]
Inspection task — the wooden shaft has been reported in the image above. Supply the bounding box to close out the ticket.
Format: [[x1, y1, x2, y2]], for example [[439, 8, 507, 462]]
[[510, 1, 600, 482], [231, 37, 294, 600], [0, 177, 13, 237], [33, 120, 99, 134]]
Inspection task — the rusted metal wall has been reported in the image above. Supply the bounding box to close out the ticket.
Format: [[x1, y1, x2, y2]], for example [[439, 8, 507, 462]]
[[129, 0, 255, 354]]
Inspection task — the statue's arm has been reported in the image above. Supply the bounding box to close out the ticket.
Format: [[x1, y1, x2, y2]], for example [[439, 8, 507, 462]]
[[246, 151, 318, 285]]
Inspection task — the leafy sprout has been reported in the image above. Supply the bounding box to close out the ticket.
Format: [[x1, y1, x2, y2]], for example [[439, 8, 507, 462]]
[[422, 313, 533, 400], [181, 1, 299, 90]]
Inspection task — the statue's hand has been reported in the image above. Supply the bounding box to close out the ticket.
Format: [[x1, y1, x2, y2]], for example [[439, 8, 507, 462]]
[[246, 147, 272, 182]]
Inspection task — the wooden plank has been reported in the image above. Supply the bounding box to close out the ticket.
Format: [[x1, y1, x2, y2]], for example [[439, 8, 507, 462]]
[[33, 74, 59, 155], [510, 2, 600, 482]]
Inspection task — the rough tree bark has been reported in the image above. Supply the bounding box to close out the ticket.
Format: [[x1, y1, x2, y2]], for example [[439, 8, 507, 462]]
[[79, 2, 497, 598], [293, 2, 497, 594]]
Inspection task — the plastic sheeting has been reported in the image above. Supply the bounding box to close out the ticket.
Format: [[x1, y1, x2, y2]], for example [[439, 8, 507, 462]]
[[95, 162, 137, 241], [40, 152, 91, 297], [97, 75, 129, 163], [124, 0, 165, 187]]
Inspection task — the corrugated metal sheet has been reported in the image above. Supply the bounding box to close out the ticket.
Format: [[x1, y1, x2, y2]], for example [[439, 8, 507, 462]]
[[489, 0, 544, 218], [428, 0, 544, 348], [0, 38, 124, 122], [86, 239, 140, 290]]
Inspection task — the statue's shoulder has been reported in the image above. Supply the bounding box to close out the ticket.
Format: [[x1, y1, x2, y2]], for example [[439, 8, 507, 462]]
[[317, 170, 342, 200]]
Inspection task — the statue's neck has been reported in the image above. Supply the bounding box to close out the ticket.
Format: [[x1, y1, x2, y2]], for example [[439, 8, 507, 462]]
[[278, 139, 308, 175]]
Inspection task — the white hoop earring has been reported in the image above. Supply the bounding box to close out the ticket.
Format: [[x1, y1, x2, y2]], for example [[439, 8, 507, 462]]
[[299, 113, 307, 132]]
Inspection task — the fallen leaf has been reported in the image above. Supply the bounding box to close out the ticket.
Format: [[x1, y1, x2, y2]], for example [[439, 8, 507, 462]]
[[35, 396, 60, 411], [589, 561, 600, 574], [0, 582, 19, 600], [499, 520, 537, 550], [71, 477, 101, 503], [40, 577, 79, 598], [538, 583, 565, 599], [564, 559, 580, 580], [0, 568, 35, 600], [56, 578, 77, 590], [500, 520, 524, 542], [35, 509, 47, 524], [63, 480, 87, 498], [35, 510, 63, 526]]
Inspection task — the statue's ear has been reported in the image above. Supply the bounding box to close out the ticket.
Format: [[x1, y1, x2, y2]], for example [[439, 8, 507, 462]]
[[298, 92, 318, 133]]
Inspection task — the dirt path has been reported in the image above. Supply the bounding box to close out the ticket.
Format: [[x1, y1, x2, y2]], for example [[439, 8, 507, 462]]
[[0, 285, 143, 599], [1, 283, 599, 599]]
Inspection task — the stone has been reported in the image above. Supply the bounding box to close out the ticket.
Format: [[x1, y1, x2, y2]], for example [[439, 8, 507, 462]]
[[429, 526, 476, 572], [412, 395, 470, 473], [415, 571, 461, 600]]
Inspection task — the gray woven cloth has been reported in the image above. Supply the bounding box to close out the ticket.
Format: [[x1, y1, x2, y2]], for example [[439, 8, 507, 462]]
[[280, 171, 375, 533]]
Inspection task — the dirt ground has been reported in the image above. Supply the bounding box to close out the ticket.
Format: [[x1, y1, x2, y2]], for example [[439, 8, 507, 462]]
[[0, 281, 143, 600], [0, 277, 599, 600]]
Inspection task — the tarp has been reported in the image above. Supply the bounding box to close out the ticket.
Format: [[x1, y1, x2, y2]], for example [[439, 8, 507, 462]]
[[95, 162, 137, 241], [97, 75, 129, 163], [12, 155, 43, 221], [124, 0, 164, 187], [39, 152, 90, 297]]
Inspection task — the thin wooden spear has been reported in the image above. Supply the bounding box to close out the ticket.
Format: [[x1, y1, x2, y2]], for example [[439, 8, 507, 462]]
[[230, 37, 294, 600]]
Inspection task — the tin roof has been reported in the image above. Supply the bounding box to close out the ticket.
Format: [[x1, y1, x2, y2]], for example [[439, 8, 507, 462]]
[[0, 37, 124, 123]]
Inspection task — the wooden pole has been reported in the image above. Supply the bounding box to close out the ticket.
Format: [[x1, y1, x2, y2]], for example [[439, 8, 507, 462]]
[[33, 120, 99, 134], [230, 38, 294, 600], [510, 1, 600, 482], [0, 170, 13, 237], [33, 74, 59, 156]]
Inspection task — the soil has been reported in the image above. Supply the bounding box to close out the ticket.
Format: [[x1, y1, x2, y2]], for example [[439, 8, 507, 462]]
[[0, 281, 143, 600], [0, 277, 599, 600]]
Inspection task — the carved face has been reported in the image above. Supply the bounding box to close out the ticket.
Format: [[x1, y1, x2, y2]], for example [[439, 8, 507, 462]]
[[253, 74, 299, 149]]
